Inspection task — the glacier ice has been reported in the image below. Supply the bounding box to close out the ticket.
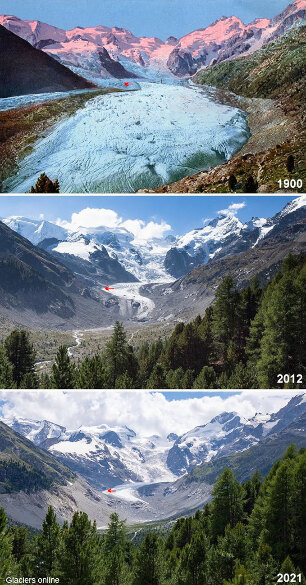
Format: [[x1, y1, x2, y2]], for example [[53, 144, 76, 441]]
[[4, 82, 250, 193]]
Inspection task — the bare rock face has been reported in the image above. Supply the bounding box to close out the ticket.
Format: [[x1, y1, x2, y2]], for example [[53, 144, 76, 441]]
[[98, 47, 138, 78], [167, 48, 207, 76], [0, 24, 95, 97]]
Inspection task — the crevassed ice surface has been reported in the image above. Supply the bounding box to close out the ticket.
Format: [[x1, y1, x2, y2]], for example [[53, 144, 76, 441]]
[[5, 82, 250, 193]]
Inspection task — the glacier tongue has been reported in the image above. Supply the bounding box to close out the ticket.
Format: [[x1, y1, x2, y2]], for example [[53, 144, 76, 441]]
[[4, 82, 249, 193]]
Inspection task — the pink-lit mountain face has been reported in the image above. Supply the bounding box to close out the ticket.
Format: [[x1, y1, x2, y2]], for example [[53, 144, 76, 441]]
[[0, 0, 305, 79]]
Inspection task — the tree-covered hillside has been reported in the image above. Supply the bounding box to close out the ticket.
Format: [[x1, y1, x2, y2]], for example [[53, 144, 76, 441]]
[[0, 421, 75, 494], [0, 254, 304, 390], [194, 25, 306, 106], [1, 446, 305, 584]]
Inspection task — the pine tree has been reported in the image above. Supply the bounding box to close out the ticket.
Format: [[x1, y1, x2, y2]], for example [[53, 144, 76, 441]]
[[58, 512, 101, 585], [244, 176, 258, 193], [133, 533, 163, 585], [224, 562, 252, 585], [0, 344, 15, 388], [181, 369, 195, 389], [166, 367, 184, 389], [211, 468, 244, 540], [254, 257, 305, 387], [103, 513, 128, 585], [51, 346, 75, 389], [227, 362, 255, 389], [193, 366, 217, 389], [33, 506, 61, 578], [291, 451, 306, 572], [0, 507, 17, 580], [76, 355, 107, 389], [29, 173, 60, 193], [212, 277, 239, 363], [104, 322, 132, 387], [286, 155, 295, 173], [263, 458, 293, 561], [5, 330, 37, 388], [229, 174, 238, 192], [147, 363, 167, 389]]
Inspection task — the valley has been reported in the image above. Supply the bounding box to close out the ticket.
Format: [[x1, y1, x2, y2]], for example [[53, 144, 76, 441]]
[[0, 195, 304, 382], [2, 82, 249, 193], [0, 392, 305, 528], [0, 0, 304, 193]]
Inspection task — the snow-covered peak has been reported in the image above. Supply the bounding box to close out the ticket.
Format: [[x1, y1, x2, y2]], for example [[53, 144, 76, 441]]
[[5, 416, 66, 446], [2, 216, 67, 245], [1, 1, 304, 81], [277, 195, 306, 218]]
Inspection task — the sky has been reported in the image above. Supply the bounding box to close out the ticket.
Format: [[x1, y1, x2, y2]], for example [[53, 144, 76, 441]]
[[0, 196, 298, 239], [0, 0, 292, 39], [0, 391, 301, 437]]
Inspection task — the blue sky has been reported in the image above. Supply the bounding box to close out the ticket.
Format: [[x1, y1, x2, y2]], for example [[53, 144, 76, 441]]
[[0, 0, 291, 39], [0, 196, 297, 237]]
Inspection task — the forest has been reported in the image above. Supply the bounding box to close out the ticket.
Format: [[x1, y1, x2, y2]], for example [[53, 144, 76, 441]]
[[1, 446, 305, 584], [0, 254, 305, 390]]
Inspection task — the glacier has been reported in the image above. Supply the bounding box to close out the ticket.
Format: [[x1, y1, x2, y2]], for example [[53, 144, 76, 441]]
[[4, 82, 250, 193]]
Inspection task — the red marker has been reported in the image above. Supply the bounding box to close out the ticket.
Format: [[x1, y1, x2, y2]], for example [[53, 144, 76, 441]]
[[124, 82, 133, 86], [107, 488, 117, 493], [105, 286, 115, 291]]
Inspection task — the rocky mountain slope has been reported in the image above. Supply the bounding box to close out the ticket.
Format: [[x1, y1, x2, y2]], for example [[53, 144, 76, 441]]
[[0, 1, 304, 81], [0, 420, 75, 493], [1, 394, 305, 528], [4, 394, 305, 490], [3, 197, 305, 284], [194, 22, 306, 104], [157, 23, 305, 194], [0, 221, 140, 328], [0, 24, 95, 98], [144, 198, 306, 322]]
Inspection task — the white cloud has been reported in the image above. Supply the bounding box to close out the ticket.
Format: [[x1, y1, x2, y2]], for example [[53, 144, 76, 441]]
[[56, 207, 171, 242], [57, 208, 122, 231], [218, 202, 246, 216], [122, 219, 171, 241], [0, 391, 300, 439]]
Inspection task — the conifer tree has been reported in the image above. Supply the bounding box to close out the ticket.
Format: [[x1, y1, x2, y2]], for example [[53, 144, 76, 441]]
[[227, 362, 255, 389], [212, 277, 239, 362], [5, 330, 37, 388], [229, 174, 238, 192], [166, 367, 184, 389], [0, 507, 17, 580], [291, 451, 306, 572], [224, 562, 252, 585], [286, 155, 295, 173], [181, 369, 195, 389], [76, 355, 107, 389], [59, 512, 101, 585], [263, 458, 293, 561], [29, 173, 60, 193], [51, 346, 75, 389], [193, 365, 217, 389], [104, 322, 132, 387], [33, 506, 61, 578], [133, 533, 163, 585], [103, 513, 128, 585], [211, 468, 244, 540], [147, 363, 167, 389], [0, 344, 14, 388]]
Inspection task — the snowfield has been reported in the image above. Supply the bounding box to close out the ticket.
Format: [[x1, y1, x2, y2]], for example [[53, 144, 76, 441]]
[[4, 82, 249, 193]]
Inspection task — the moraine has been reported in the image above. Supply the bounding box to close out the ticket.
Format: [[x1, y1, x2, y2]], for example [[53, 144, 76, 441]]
[[4, 82, 250, 193]]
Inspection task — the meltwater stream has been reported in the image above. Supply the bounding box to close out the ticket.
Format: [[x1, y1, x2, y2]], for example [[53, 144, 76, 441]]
[[4, 82, 250, 193]]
